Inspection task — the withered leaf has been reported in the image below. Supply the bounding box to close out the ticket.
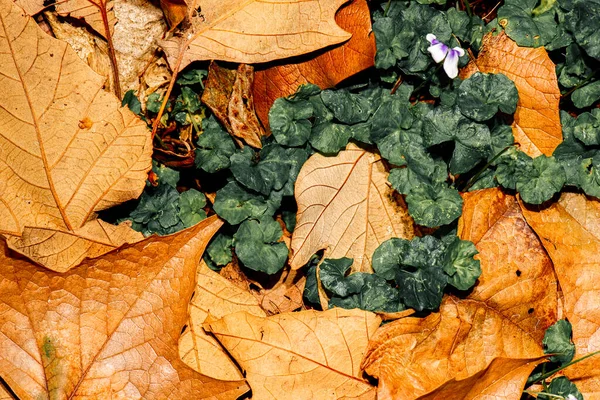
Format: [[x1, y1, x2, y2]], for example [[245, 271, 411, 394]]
[[201, 61, 237, 134], [179, 260, 266, 381], [253, 0, 376, 129], [0, 0, 152, 272], [160, 0, 188, 30], [291, 145, 415, 273], [227, 64, 265, 148], [159, 0, 352, 71], [252, 268, 306, 315], [361, 297, 545, 400], [417, 357, 544, 400], [460, 32, 562, 157], [0, 216, 249, 399], [205, 308, 380, 400], [521, 193, 600, 398], [458, 188, 557, 342]]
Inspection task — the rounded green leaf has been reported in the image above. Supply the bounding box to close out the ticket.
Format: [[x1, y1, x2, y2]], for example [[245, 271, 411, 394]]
[[405, 184, 463, 227], [195, 116, 236, 173], [234, 218, 288, 275], [542, 319, 576, 366], [457, 72, 519, 121]]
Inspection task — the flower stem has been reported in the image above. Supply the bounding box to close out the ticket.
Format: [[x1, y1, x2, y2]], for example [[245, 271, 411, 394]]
[[461, 144, 515, 191], [384, 0, 392, 17], [523, 391, 565, 399], [460, 0, 473, 17], [532, 350, 600, 385]]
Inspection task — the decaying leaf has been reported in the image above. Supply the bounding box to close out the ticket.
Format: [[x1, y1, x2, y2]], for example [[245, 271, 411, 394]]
[[253, 268, 306, 315], [0, 216, 249, 399], [521, 193, 600, 398], [179, 260, 266, 381], [0, 0, 152, 271], [159, 0, 352, 71], [417, 357, 545, 400], [361, 297, 545, 400], [460, 32, 562, 157], [160, 0, 188, 30], [291, 144, 415, 273], [253, 0, 376, 128], [458, 188, 557, 342], [201, 62, 237, 133], [205, 308, 380, 400]]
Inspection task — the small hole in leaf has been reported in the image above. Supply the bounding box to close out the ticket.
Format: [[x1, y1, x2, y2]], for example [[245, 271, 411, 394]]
[[181, 324, 187, 334], [516, 270, 521, 277], [528, 308, 534, 314]]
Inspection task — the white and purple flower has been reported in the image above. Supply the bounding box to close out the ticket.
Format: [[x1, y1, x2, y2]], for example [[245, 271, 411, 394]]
[[426, 34, 465, 79]]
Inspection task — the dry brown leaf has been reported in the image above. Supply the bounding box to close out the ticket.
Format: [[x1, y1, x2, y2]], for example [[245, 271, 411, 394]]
[[201, 62, 237, 133], [520, 193, 600, 398], [290, 144, 415, 273], [0, 216, 249, 399], [179, 260, 266, 381], [0, 0, 152, 271], [460, 32, 561, 157], [417, 357, 544, 400], [205, 308, 380, 400], [253, 0, 376, 129], [458, 188, 557, 342], [253, 268, 306, 315], [160, 0, 187, 30], [361, 297, 545, 400], [159, 0, 352, 71]]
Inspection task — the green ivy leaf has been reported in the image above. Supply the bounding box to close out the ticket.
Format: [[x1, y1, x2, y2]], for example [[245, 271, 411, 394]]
[[195, 116, 236, 173], [443, 237, 481, 290], [121, 90, 142, 115], [564, 0, 600, 60], [320, 90, 373, 124], [309, 123, 352, 155], [206, 233, 233, 267], [405, 184, 463, 227], [457, 72, 519, 122], [516, 155, 566, 204], [578, 155, 600, 198], [177, 68, 207, 86], [571, 109, 600, 145], [178, 189, 207, 227], [151, 161, 179, 188], [282, 147, 310, 196], [269, 84, 320, 147], [329, 273, 403, 313], [146, 92, 166, 114], [233, 218, 288, 274], [213, 181, 270, 225], [396, 266, 447, 311], [319, 258, 365, 297], [543, 319, 576, 365], [230, 144, 291, 195], [539, 377, 583, 400], [495, 148, 534, 189], [372, 238, 408, 280], [130, 185, 182, 236], [497, 0, 558, 47], [559, 44, 593, 89], [572, 80, 600, 109], [303, 262, 321, 307], [423, 106, 491, 174]]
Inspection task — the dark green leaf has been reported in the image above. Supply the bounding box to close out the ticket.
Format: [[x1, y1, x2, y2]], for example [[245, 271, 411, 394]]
[[495, 148, 534, 190], [309, 123, 352, 155], [559, 44, 593, 89], [177, 69, 207, 86], [178, 189, 207, 227], [443, 237, 481, 290], [151, 161, 179, 188], [320, 90, 372, 124], [572, 80, 600, 109], [564, 0, 600, 60], [329, 273, 404, 313], [230, 144, 291, 195], [405, 184, 463, 227], [146, 92, 165, 114], [269, 84, 320, 147], [396, 266, 447, 311], [121, 90, 142, 115], [457, 72, 519, 121], [303, 263, 321, 306], [130, 185, 182, 236], [206, 233, 233, 267], [497, 0, 558, 47], [195, 116, 236, 173], [539, 377, 583, 400], [372, 238, 408, 280], [319, 257, 365, 297], [213, 181, 270, 225], [543, 319, 576, 365], [234, 218, 288, 274], [516, 155, 566, 204]]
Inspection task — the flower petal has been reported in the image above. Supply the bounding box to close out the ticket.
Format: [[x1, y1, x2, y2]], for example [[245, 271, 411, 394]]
[[452, 47, 465, 57], [428, 43, 448, 63], [443, 49, 460, 78], [426, 33, 437, 44]]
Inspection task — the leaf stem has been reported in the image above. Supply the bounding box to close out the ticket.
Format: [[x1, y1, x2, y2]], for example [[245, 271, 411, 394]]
[[562, 69, 599, 98], [384, 0, 392, 17], [532, 350, 600, 385], [96, 0, 122, 99], [523, 391, 565, 399], [460, 0, 473, 17]]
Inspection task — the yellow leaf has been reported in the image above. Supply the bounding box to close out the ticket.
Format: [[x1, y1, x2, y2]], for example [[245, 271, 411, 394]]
[[458, 188, 558, 342], [179, 260, 266, 381], [361, 297, 544, 400], [460, 32, 562, 157], [290, 145, 415, 272], [205, 308, 380, 400], [159, 0, 352, 71], [0, 0, 152, 271], [0, 216, 249, 399], [520, 193, 600, 398]]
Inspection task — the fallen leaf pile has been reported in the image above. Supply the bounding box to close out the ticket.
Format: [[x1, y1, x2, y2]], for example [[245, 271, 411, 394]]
[[1, 0, 600, 399]]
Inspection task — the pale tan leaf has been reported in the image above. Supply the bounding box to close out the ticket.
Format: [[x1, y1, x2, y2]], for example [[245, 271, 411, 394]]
[[361, 297, 544, 400], [458, 188, 557, 342], [0, 0, 152, 271], [179, 260, 266, 381], [0, 386, 13, 400], [159, 0, 352, 71], [253, 0, 376, 129], [520, 193, 600, 398], [253, 268, 306, 315], [460, 32, 561, 157], [290, 145, 415, 272], [206, 308, 380, 400], [417, 357, 544, 400], [0, 216, 249, 399]]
